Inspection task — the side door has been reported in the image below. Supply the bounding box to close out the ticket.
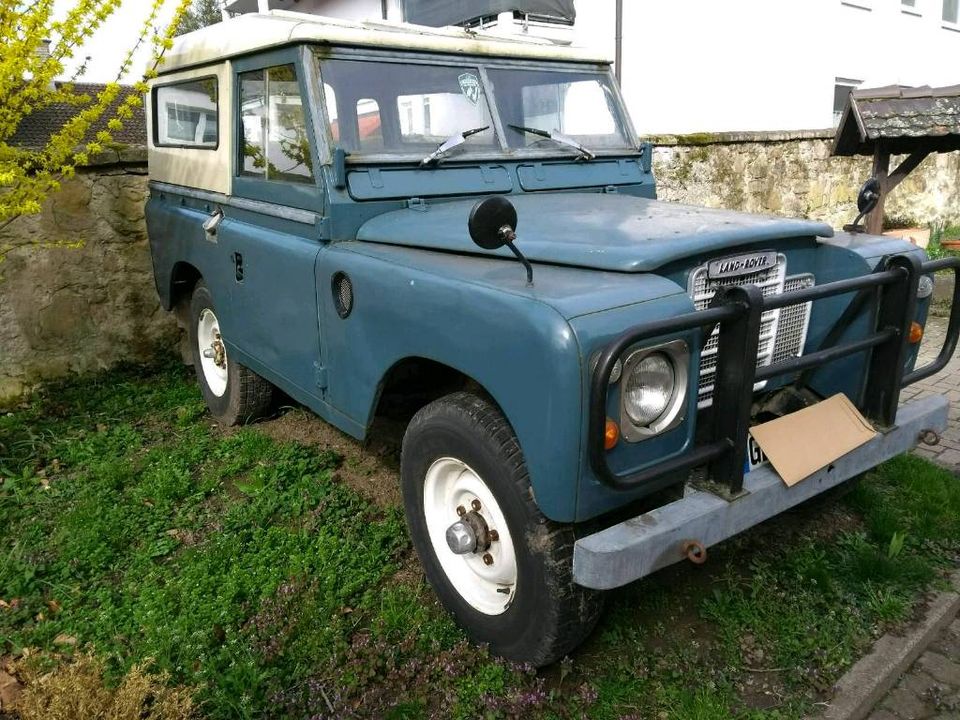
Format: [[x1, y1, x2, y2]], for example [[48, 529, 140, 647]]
[[218, 48, 326, 404]]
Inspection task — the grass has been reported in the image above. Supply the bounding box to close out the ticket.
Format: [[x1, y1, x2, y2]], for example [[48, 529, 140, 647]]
[[1, 363, 959, 719], [923, 222, 960, 261]]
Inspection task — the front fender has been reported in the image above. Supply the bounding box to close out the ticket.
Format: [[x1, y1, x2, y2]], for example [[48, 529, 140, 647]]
[[317, 243, 584, 522]]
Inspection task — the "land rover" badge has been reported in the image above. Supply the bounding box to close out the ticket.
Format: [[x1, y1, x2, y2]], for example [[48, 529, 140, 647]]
[[707, 251, 778, 280]]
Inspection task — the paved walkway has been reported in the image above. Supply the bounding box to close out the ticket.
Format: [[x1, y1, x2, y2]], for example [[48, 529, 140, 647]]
[[902, 315, 960, 469], [868, 315, 960, 720], [867, 618, 960, 720]]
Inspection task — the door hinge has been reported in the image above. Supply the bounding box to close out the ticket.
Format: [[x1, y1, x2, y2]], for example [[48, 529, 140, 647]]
[[314, 363, 328, 390]]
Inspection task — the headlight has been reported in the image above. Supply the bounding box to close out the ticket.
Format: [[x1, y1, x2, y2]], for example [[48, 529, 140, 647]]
[[917, 274, 934, 300], [624, 353, 674, 425], [619, 340, 689, 441]]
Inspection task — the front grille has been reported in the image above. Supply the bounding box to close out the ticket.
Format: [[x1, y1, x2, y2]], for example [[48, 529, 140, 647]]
[[688, 255, 813, 407]]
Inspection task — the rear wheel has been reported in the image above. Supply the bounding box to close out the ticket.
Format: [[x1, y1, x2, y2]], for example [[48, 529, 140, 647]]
[[401, 391, 603, 666], [188, 282, 274, 425]]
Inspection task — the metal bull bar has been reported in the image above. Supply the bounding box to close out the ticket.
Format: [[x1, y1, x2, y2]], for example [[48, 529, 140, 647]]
[[587, 253, 960, 497]]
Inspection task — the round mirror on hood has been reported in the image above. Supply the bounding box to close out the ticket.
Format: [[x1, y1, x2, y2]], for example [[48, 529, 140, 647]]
[[857, 177, 881, 215], [468, 196, 518, 250]]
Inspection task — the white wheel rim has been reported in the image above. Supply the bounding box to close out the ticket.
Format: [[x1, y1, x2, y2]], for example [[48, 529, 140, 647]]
[[423, 457, 518, 616], [197, 308, 228, 397]]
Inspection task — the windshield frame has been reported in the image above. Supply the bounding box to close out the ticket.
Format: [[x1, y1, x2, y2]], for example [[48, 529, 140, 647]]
[[312, 47, 640, 165]]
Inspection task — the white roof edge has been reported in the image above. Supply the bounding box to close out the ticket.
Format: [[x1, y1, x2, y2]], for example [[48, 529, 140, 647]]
[[157, 11, 611, 75]]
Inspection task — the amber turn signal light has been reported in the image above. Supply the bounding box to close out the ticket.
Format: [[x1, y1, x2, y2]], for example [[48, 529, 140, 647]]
[[909, 321, 923, 344], [604, 418, 620, 450]]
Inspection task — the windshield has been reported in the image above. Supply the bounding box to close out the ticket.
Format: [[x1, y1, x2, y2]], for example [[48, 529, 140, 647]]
[[317, 57, 632, 159], [320, 59, 498, 157], [486, 68, 629, 150]]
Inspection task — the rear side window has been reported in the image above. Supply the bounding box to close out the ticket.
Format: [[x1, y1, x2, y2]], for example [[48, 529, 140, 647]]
[[153, 77, 218, 148], [238, 64, 314, 184]]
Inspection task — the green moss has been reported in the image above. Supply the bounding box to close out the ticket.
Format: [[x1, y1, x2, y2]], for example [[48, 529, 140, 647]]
[[676, 131, 723, 146]]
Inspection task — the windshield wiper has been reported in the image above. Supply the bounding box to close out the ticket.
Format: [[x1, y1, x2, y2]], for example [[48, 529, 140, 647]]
[[419, 125, 490, 167], [508, 124, 596, 161]]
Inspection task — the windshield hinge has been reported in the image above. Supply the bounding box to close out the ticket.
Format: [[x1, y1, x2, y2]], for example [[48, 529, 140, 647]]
[[406, 197, 429, 211], [317, 216, 331, 241]]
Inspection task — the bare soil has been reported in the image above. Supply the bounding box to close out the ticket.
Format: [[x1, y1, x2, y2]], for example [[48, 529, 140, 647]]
[[254, 406, 405, 510]]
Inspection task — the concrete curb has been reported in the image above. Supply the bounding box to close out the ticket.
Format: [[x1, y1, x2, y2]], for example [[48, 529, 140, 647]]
[[817, 571, 960, 720]]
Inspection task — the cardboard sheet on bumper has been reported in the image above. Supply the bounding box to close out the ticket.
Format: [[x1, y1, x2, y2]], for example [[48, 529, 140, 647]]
[[749, 394, 878, 487]]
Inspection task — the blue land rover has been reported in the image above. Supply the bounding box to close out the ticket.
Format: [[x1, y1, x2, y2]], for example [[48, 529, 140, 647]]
[[145, 10, 958, 665]]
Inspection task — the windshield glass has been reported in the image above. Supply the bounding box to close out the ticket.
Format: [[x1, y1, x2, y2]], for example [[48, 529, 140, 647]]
[[486, 68, 629, 151], [317, 57, 632, 158], [319, 59, 498, 157]]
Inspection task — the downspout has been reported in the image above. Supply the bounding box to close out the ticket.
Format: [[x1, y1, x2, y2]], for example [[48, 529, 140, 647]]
[[615, 0, 623, 84]]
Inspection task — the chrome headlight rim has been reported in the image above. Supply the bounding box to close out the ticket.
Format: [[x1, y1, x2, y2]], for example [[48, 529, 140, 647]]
[[619, 339, 689, 442]]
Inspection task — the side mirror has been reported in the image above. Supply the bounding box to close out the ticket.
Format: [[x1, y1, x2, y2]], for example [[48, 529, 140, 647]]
[[844, 177, 882, 234], [468, 196, 533, 284], [857, 177, 881, 215], [468, 195, 518, 249]]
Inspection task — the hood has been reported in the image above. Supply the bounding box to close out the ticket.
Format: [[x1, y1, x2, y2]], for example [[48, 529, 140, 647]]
[[356, 193, 834, 273]]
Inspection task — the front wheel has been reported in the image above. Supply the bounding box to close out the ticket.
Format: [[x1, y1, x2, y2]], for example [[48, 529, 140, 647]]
[[401, 391, 602, 666]]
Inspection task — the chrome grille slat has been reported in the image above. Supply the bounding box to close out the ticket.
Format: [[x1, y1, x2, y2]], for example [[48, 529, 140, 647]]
[[687, 255, 813, 407]]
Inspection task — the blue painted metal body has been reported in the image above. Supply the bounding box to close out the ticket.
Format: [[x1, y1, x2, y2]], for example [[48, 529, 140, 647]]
[[145, 43, 929, 524]]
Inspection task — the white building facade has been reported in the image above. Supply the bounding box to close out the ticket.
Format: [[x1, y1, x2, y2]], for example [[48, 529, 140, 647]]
[[223, 0, 960, 135]]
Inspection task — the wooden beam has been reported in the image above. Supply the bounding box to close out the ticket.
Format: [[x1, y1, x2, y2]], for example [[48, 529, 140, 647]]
[[886, 150, 930, 194], [866, 146, 890, 235]]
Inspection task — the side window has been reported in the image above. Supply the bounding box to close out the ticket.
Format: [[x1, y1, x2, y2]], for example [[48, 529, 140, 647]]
[[238, 64, 314, 184], [154, 77, 218, 148]]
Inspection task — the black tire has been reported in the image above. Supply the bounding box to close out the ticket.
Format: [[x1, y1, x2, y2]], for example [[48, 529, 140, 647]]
[[188, 281, 274, 426], [400, 391, 603, 666]]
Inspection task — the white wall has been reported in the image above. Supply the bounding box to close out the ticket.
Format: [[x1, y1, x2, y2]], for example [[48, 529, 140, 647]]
[[593, 0, 959, 134], [244, 0, 960, 134]]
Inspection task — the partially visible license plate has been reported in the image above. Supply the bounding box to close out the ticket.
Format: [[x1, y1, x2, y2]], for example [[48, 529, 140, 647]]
[[744, 435, 769, 473]]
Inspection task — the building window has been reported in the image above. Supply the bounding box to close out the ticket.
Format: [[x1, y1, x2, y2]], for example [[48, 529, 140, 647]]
[[833, 78, 861, 126], [153, 77, 218, 148], [239, 64, 314, 184], [902, 0, 922, 15], [945, 0, 959, 23]]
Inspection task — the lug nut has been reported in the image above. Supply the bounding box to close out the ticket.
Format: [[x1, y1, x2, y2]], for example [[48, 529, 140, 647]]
[[456, 505, 466, 517], [482, 553, 494, 565], [471, 499, 481, 511], [489, 529, 499, 542]]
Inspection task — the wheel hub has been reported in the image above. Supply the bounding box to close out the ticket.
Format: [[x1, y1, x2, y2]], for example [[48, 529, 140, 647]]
[[211, 332, 226, 368], [423, 457, 518, 615], [445, 510, 491, 555]]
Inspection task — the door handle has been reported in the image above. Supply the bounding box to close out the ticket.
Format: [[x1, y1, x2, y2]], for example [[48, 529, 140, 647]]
[[203, 207, 224, 236]]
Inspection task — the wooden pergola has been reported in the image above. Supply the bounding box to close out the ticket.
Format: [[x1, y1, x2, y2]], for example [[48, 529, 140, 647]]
[[833, 84, 960, 234]]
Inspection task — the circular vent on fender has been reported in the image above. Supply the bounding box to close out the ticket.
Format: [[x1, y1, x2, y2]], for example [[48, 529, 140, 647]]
[[332, 272, 354, 318]]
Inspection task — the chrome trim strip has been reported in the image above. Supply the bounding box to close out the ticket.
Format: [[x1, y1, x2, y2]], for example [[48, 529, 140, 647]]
[[149, 181, 320, 225]]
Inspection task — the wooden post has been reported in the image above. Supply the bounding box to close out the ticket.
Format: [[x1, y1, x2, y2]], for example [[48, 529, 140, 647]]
[[866, 145, 889, 235], [866, 148, 930, 235]]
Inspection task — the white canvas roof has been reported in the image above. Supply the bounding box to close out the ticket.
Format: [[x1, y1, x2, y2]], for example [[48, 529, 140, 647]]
[[159, 10, 610, 75]]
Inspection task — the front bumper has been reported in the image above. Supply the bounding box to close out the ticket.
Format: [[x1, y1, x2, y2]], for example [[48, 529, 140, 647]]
[[573, 394, 948, 590]]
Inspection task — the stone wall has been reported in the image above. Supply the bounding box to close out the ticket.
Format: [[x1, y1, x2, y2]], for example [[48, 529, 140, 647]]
[[0, 150, 177, 404], [650, 130, 960, 230], [0, 134, 958, 405]]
